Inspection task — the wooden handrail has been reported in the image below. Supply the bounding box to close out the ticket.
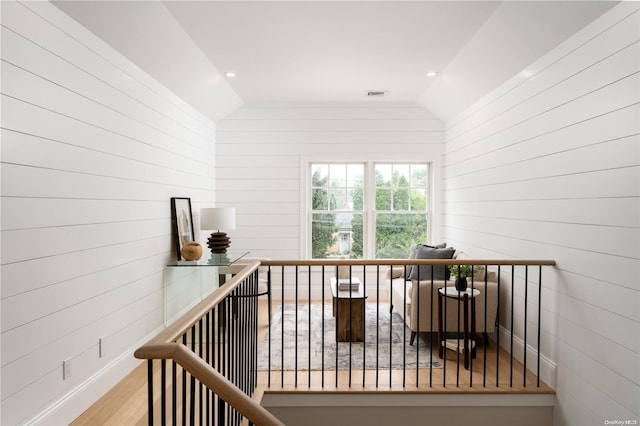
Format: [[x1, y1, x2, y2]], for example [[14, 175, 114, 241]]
[[136, 256, 556, 351], [134, 259, 283, 426], [135, 257, 556, 426], [136, 343, 285, 426], [259, 259, 556, 267], [141, 258, 555, 347], [140, 259, 261, 345]]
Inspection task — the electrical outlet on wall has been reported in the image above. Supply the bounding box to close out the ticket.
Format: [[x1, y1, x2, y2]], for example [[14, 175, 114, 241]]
[[62, 359, 71, 380]]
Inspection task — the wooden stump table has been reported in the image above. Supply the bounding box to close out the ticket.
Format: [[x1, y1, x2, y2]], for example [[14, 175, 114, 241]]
[[330, 277, 367, 342]]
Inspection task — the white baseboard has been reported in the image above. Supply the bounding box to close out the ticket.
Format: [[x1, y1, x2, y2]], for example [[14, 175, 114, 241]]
[[26, 326, 164, 425], [497, 325, 556, 389]]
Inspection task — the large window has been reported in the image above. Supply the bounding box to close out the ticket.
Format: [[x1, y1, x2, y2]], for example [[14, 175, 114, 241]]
[[310, 162, 430, 259], [311, 163, 364, 258]]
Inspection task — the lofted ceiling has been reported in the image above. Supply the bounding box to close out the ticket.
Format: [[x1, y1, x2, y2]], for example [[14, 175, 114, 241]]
[[161, 1, 500, 104], [53, 1, 617, 122]]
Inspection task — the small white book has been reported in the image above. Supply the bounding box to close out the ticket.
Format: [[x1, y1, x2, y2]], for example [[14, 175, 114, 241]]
[[337, 278, 360, 290], [339, 286, 359, 292]]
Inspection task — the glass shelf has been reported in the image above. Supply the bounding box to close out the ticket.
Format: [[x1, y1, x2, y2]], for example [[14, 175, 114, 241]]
[[164, 251, 249, 325], [166, 251, 249, 267]]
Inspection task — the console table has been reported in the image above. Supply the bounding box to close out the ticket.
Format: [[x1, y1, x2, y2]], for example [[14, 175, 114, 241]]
[[164, 251, 248, 325]]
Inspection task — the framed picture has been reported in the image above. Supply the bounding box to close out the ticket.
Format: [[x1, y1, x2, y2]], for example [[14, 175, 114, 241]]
[[170, 197, 195, 260]]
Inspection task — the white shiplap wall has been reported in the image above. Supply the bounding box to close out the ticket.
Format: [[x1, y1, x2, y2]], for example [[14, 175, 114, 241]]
[[216, 104, 445, 260], [0, 2, 216, 424], [443, 3, 639, 425]]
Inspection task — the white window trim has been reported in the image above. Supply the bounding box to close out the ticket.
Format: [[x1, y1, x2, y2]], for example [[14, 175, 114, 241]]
[[300, 155, 443, 259]]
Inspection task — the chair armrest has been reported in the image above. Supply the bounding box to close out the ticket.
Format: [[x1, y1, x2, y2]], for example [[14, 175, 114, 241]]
[[386, 266, 406, 280]]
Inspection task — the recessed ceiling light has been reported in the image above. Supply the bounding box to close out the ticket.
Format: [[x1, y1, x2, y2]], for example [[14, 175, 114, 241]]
[[426, 71, 438, 77], [225, 72, 236, 78]]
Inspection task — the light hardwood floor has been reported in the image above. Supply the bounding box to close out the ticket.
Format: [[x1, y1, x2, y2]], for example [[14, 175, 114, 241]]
[[72, 300, 553, 425]]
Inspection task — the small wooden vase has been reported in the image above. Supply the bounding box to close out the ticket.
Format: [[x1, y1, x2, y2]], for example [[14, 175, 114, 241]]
[[181, 242, 203, 261]]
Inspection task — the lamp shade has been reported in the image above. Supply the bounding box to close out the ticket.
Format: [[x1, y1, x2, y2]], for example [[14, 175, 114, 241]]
[[200, 207, 236, 231]]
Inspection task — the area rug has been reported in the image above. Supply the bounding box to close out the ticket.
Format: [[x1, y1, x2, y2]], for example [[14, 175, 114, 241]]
[[257, 303, 441, 371]]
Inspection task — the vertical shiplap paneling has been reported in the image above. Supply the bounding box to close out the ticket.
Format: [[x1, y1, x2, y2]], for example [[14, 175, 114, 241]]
[[215, 105, 445, 260], [442, 3, 639, 424], [0, 1, 216, 424]]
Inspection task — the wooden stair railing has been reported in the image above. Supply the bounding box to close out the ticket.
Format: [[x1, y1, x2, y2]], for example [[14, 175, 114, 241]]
[[135, 342, 284, 426], [256, 257, 557, 390], [135, 260, 284, 426], [136, 257, 557, 425]]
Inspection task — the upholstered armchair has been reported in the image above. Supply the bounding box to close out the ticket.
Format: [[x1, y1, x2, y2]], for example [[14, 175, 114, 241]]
[[388, 251, 499, 345]]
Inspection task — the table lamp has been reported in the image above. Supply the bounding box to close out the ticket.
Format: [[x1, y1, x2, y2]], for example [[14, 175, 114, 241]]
[[200, 207, 236, 254]]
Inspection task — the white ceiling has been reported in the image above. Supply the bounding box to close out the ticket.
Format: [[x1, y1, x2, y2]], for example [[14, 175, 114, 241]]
[[162, 1, 500, 104], [53, 1, 617, 122]]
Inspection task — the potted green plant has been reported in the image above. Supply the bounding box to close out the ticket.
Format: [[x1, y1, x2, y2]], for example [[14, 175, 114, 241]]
[[449, 265, 473, 291]]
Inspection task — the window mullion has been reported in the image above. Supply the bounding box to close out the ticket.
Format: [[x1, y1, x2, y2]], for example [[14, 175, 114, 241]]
[[365, 162, 376, 259]]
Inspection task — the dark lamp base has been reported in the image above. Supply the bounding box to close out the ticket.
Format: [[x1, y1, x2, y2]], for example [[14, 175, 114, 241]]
[[207, 232, 230, 254]]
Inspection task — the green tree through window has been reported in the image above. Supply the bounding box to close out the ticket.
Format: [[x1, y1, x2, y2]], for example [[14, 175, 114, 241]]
[[375, 164, 428, 258], [351, 173, 364, 258], [310, 163, 428, 259], [311, 168, 339, 258]]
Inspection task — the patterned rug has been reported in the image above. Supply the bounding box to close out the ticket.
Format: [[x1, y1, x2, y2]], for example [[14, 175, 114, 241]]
[[257, 303, 441, 371]]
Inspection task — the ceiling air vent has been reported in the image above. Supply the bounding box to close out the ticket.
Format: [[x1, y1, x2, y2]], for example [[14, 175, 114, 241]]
[[367, 91, 386, 97]]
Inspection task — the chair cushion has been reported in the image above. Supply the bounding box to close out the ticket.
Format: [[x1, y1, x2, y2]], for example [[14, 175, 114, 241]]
[[391, 279, 412, 306]]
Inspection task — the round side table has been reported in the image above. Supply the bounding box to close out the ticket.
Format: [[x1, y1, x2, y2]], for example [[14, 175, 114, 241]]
[[437, 286, 480, 370]]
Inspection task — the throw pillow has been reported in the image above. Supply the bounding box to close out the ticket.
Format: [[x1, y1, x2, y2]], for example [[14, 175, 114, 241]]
[[473, 265, 486, 281], [406, 243, 447, 279], [405, 244, 418, 279], [409, 245, 455, 281]]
